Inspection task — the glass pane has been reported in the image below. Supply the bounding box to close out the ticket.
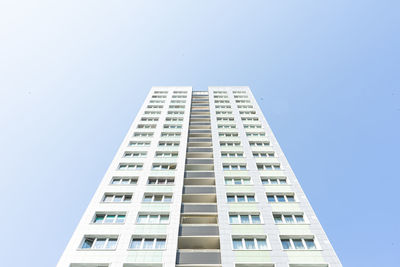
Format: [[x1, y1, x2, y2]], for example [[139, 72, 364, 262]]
[[267, 195, 275, 202], [273, 215, 283, 223], [237, 195, 245, 202], [116, 215, 125, 223], [137, 215, 147, 223], [245, 239, 255, 249], [124, 195, 132, 202], [281, 239, 292, 249], [93, 238, 106, 249], [143, 239, 154, 249], [229, 215, 239, 224], [164, 196, 172, 202], [154, 195, 162, 202], [106, 238, 117, 249], [227, 196, 235, 202], [111, 179, 120, 184], [240, 215, 250, 224], [234, 179, 241, 185], [293, 239, 305, 249], [225, 179, 233, 185], [104, 215, 115, 223], [149, 215, 158, 223], [270, 179, 278, 184], [82, 238, 94, 249], [94, 215, 105, 223], [121, 179, 130, 184], [257, 239, 267, 249], [160, 215, 169, 223], [143, 196, 152, 202], [279, 179, 287, 184], [114, 196, 122, 202], [277, 195, 285, 202], [243, 179, 250, 184], [286, 196, 295, 202], [284, 215, 294, 223], [130, 239, 142, 249], [295, 215, 305, 223], [155, 239, 166, 249], [233, 239, 243, 249], [305, 239, 316, 249], [262, 180, 269, 184], [251, 215, 261, 224], [247, 195, 255, 202], [103, 195, 113, 202]]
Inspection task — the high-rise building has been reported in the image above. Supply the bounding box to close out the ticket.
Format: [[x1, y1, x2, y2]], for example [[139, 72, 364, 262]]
[[57, 86, 342, 267]]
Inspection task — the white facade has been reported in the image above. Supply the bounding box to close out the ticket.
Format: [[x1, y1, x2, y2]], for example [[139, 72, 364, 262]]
[[57, 86, 342, 267]]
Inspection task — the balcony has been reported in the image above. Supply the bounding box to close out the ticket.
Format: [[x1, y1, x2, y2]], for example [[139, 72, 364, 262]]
[[181, 215, 218, 224], [184, 178, 215, 186], [189, 129, 211, 134], [176, 251, 221, 265], [181, 204, 217, 213], [187, 147, 213, 153], [179, 225, 219, 236], [185, 164, 213, 171], [186, 158, 214, 164], [183, 186, 216, 194], [178, 236, 220, 249], [182, 194, 216, 203], [184, 171, 214, 178]]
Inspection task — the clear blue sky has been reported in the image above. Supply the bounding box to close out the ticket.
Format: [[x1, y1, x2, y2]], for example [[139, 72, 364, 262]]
[[0, 1, 399, 266]]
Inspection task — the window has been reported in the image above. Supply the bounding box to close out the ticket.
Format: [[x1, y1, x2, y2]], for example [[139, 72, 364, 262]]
[[129, 237, 166, 250], [173, 91, 187, 94], [227, 194, 255, 203], [224, 177, 251, 185], [148, 177, 174, 185], [137, 124, 156, 129], [250, 141, 270, 146], [154, 91, 168, 94], [152, 164, 177, 170], [166, 117, 183, 122], [244, 124, 262, 129], [161, 132, 181, 137], [257, 164, 281, 171], [219, 133, 239, 137], [240, 111, 256, 115], [237, 105, 253, 109], [241, 117, 259, 121], [267, 193, 295, 203], [133, 132, 154, 137], [170, 100, 186, 103], [155, 152, 178, 157], [247, 132, 265, 137], [218, 124, 236, 129], [232, 237, 268, 250], [143, 194, 172, 203], [110, 177, 138, 185], [169, 105, 185, 109], [123, 151, 147, 158], [149, 100, 165, 103], [152, 95, 166, 98], [221, 152, 243, 157], [93, 213, 126, 224], [253, 152, 274, 158], [158, 141, 179, 147], [223, 164, 246, 171], [280, 237, 316, 250], [141, 117, 159, 122], [163, 124, 182, 129], [217, 117, 234, 121], [128, 141, 150, 147], [147, 105, 163, 109], [102, 193, 132, 203], [144, 111, 161, 115], [216, 111, 232, 115], [137, 213, 169, 224], [118, 164, 143, 170], [229, 213, 261, 224], [168, 111, 184, 115], [215, 105, 231, 109], [273, 213, 305, 224], [81, 236, 118, 250], [220, 142, 241, 147], [261, 177, 287, 185]]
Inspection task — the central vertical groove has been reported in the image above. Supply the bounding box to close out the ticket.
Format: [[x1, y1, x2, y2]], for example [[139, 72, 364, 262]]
[[176, 91, 221, 266]]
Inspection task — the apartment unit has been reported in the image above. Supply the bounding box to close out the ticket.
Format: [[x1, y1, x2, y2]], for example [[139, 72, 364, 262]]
[[57, 86, 342, 267]]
